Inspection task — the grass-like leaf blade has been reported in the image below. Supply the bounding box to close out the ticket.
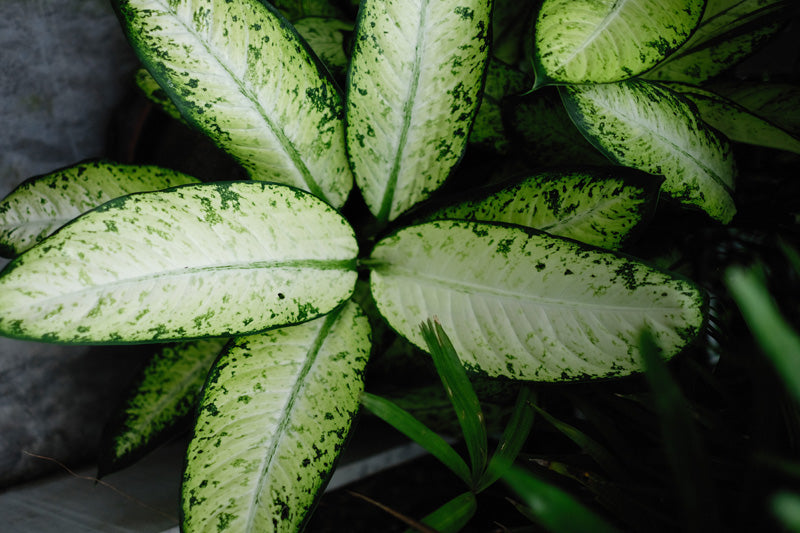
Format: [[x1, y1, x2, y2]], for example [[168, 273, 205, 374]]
[[0, 182, 358, 344], [113, 0, 353, 207], [532, 0, 704, 86], [361, 391, 472, 486], [0, 160, 198, 257], [369, 220, 706, 381], [98, 338, 228, 477], [725, 266, 800, 402], [476, 386, 535, 492], [562, 80, 736, 223], [345, 0, 492, 222], [420, 319, 488, 484], [182, 300, 371, 532], [408, 491, 477, 533], [504, 465, 620, 533]]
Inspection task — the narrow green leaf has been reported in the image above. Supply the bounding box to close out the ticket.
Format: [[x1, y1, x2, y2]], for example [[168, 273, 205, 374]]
[[0, 182, 358, 344], [345, 0, 492, 222], [711, 81, 800, 137], [182, 300, 371, 533], [665, 82, 800, 154], [113, 0, 353, 207], [562, 80, 736, 223], [533, 404, 625, 479], [135, 68, 186, 123], [639, 329, 719, 532], [425, 168, 662, 250], [531, 0, 704, 86], [420, 319, 488, 484], [409, 491, 477, 533], [725, 266, 800, 403], [369, 220, 706, 381], [293, 17, 354, 81], [504, 465, 620, 533], [645, 0, 793, 83], [504, 89, 609, 168], [0, 160, 198, 257], [98, 338, 229, 477], [361, 392, 472, 486], [469, 59, 529, 154], [476, 386, 536, 492]]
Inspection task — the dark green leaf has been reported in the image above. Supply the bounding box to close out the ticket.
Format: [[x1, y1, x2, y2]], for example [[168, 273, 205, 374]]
[[407, 491, 477, 533]]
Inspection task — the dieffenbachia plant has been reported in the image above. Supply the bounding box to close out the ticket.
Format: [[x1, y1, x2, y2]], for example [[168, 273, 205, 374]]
[[1, 0, 794, 529]]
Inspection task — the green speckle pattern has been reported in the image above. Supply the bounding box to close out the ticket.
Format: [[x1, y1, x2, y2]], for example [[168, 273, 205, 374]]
[[114, 0, 353, 207], [135, 68, 186, 123], [345, 0, 492, 221], [369, 220, 706, 381], [293, 17, 354, 81], [645, 0, 789, 83], [99, 338, 229, 475], [532, 0, 704, 85], [562, 80, 737, 223], [427, 167, 662, 250], [0, 182, 358, 344], [0, 160, 198, 258], [181, 300, 371, 532]]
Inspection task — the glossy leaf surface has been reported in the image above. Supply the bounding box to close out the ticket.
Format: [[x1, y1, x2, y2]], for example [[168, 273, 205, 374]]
[[532, 0, 704, 85], [114, 0, 352, 207], [666, 83, 800, 154], [0, 160, 198, 257], [562, 80, 736, 223], [346, 0, 491, 221], [99, 338, 228, 476], [645, 0, 792, 83], [427, 168, 662, 250], [369, 221, 705, 381], [182, 300, 371, 532], [0, 182, 358, 344], [711, 82, 800, 137]]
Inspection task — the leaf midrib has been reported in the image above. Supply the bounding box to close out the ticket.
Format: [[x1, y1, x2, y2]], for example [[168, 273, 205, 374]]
[[148, 0, 328, 202], [244, 308, 342, 532], [377, 268, 690, 313], [377, 0, 430, 222]]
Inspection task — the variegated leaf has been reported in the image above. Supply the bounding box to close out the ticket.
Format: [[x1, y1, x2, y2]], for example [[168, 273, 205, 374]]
[[99, 338, 229, 476], [645, 0, 793, 83], [426, 168, 662, 250], [0, 182, 358, 344], [135, 68, 185, 123], [182, 300, 371, 532], [293, 17, 354, 80], [346, 0, 492, 222], [532, 0, 705, 86], [562, 80, 736, 223], [0, 160, 198, 257], [369, 221, 706, 381], [271, 0, 345, 22], [113, 0, 353, 207], [666, 82, 800, 154], [711, 82, 800, 137]]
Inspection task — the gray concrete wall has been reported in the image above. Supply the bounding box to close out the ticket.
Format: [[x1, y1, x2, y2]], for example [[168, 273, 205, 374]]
[[0, 0, 147, 486]]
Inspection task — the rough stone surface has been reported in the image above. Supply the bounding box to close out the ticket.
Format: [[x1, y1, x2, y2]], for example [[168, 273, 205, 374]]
[[0, 0, 146, 487]]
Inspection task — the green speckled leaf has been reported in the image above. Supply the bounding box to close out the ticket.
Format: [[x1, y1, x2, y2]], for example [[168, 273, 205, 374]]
[[293, 17, 353, 81], [369, 221, 705, 381], [113, 0, 353, 207], [134, 68, 185, 123], [0, 160, 198, 258], [99, 338, 229, 476], [345, 0, 492, 222], [469, 59, 529, 154], [426, 168, 662, 250], [0, 181, 358, 344], [645, 0, 792, 83], [666, 82, 800, 154], [504, 89, 609, 168], [562, 80, 736, 223], [711, 82, 800, 137], [182, 300, 370, 533], [532, 0, 705, 86]]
